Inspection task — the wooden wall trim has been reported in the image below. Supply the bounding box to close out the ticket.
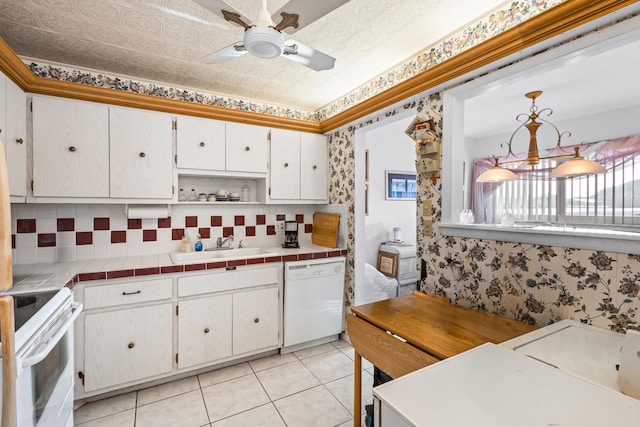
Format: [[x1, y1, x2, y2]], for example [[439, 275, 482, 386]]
[[0, 39, 35, 90], [0, 0, 634, 134]]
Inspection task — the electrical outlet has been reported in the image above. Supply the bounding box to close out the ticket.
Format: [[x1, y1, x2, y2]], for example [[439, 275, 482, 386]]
[[277, 221, 285, 230]]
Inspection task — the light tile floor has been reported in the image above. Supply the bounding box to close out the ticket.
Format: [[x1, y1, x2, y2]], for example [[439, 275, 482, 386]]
[[74, 340, 374, 427]]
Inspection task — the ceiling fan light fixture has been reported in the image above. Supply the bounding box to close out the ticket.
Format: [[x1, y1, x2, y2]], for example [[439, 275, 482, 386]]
[[243, 26, 284, 59]]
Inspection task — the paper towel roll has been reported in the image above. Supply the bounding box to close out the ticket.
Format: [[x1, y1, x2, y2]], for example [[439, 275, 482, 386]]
[[126, 205, 170, 219]]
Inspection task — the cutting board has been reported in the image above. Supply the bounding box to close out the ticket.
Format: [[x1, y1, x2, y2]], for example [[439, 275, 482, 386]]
[[312, 212, 340, 248]]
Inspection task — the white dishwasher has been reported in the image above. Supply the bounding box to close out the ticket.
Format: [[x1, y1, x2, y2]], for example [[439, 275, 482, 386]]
[[283, 256, 345, 351]]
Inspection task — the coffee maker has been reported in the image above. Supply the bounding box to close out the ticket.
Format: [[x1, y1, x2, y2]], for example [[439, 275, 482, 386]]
[[283, 221, 299, 248]]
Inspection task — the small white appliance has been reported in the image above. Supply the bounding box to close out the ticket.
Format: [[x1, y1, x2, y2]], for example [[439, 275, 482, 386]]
[[378, 242, 417, 296], [283, 257, 345, 351]]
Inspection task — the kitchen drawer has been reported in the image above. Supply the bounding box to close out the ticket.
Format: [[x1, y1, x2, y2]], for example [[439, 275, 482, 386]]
[[178, 266, 279, 297], [84, 278, 173, 310]]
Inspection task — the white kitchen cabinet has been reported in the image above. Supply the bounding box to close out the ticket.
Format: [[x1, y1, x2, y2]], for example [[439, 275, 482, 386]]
[[269, 129, 328, 202], [109, 106, 173, 199], [225, 122, 268, 174], [84, 303, 173, 392], [5, 79, 27, 198], [177, 265, 280, 362], [233, 287, 279, 355], [300, 132, 328, 200], [32, 96, 110, 197], [176, 115, 226, 171], [270, 128, 301, 199], [74, 264, 282, 398], [32, 96, 109, 197], [177, 294, 233, 369], [0, 73, 27, 199]]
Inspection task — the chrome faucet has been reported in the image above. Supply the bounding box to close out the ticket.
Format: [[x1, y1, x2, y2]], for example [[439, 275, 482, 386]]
[[216, 235, 234, 248]]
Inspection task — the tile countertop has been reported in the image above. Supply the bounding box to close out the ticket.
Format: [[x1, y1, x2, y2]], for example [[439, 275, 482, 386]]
[[8, 245, 347, 293]]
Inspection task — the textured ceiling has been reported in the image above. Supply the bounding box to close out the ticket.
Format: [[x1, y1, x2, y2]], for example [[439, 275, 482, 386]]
[[0, 0, 509, 111]]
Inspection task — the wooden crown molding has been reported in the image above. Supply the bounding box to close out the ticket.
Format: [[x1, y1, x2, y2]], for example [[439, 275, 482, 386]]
[[319, 0, 639, 132], [0, 0, 635, 134]]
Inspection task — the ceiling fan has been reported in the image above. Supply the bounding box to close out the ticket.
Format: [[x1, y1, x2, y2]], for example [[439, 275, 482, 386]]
[[193, 0, 349, 71]]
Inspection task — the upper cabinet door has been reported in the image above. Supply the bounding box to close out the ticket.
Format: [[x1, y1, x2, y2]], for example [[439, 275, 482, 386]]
[[6, 79, 27, 197], [269, 128, 300, 200], [300, 133, 328, 201], [176, 115, 225, 171], [225, 122, 268, 173], [109, 106, 173, 199], [32, 96, 109, 197]]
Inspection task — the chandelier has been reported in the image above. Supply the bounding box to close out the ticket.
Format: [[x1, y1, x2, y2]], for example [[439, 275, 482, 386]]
[[476, 91, 607, 182]]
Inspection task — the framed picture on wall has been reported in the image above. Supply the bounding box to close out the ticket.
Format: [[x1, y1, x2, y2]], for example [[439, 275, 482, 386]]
[[385, 170, 417, 200], [377, 251, 398, 278]]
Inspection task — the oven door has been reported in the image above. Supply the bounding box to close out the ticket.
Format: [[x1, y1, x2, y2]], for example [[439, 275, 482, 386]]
[[16, 302, 81, 427]]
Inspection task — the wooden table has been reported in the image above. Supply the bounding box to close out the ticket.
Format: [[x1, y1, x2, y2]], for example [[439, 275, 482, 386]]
[[347, 292, 537, 427]]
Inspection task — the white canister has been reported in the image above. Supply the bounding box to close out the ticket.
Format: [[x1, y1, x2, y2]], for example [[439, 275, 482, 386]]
[[393, 227, 402, 242], [240, 184, 250, 202]]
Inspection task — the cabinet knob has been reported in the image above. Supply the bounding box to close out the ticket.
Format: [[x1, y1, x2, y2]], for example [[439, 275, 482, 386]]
[[139, 152, 146, 158], [254, 317, 260, 323], [199, 141, 205, 147], [69, 146, 76, 152], [128, 342, 135, 349], [204, 327, 210, 334], [284, 162, 289, 167], [245, 146, 251, 151], [16, 138, 23, 144], [313, 165, 317, 170]]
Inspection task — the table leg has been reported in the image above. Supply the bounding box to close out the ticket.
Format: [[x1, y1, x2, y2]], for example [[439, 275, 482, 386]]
[[354, 349, 362, 427]]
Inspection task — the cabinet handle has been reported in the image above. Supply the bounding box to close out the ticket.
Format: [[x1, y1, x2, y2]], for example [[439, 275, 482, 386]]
[[199, 141, 205, 147], [245, 146, 250, 151], [254, 317, 260, 323], [122, 290, 141, 296], [16, 138, 23, 144], [204, 327, 210, 334], [128, 342, 135, 349], [313, 165, 317, 170], [284, 162, 289, 167], [139, 152, 146, 158], [68, 146, 76, 152]]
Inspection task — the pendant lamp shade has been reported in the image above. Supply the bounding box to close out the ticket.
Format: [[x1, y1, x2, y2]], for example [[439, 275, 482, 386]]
[[476, 164, 518, 182], [550, 150, 607, 178]]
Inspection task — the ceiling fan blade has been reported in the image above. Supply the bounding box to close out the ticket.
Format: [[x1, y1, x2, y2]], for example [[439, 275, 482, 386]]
[[192, 0, 252, 28], [282, 40, 335, 71], [272, 0, 350, 33], [201, 42, 247, 64]]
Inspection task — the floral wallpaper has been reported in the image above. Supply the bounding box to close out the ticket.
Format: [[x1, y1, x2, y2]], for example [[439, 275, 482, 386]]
[[328, 90, 639, 333], [24, 0, 565, 123]]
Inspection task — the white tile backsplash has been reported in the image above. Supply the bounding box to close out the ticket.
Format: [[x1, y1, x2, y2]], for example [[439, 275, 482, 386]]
[[10, 203, 343, 264]]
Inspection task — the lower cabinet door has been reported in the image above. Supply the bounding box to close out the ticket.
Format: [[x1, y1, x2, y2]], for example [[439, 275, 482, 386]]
[[233, 287, 279, 355], [84, 303, 173, 392], [177, 294, 233, 369]]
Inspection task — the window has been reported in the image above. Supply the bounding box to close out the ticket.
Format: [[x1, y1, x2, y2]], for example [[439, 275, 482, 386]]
[[475, 135, 640, 229], [385, 171, 417, 200]]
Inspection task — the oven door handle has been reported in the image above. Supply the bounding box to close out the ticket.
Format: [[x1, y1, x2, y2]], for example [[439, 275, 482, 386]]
[[21, 302, 83, 369]]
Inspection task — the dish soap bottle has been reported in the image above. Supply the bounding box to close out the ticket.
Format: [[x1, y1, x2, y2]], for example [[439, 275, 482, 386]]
[[194, 234, 203, 252], [180, 234, 191, 252]]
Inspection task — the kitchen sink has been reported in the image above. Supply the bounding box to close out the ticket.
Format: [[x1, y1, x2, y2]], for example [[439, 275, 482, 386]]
[[170, 247, 277, 264]]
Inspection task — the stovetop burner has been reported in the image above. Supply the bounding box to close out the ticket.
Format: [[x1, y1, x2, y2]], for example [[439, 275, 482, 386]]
[[0, 290, 59, 342]]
